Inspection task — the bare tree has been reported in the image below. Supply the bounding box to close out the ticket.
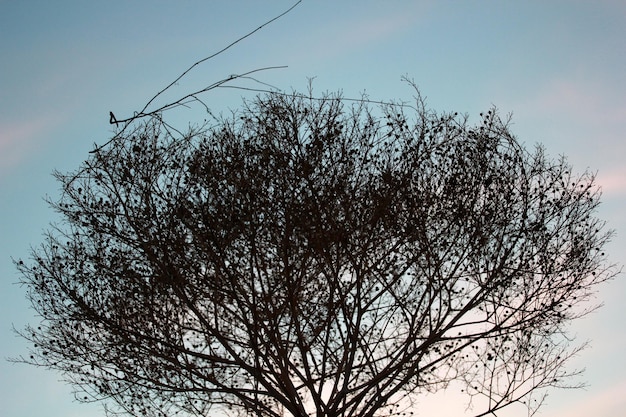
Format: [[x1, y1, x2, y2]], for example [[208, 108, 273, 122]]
[[15, 90, 617, 417]]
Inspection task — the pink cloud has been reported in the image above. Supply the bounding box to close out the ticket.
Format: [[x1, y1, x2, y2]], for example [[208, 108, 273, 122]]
[[527, 78, 626, 127], [596, 169, 626, 197], [547, 381, 626, 417], [503, 77, 626, 184], [291, 4, 427, 65], [0, 116, 59, 175]]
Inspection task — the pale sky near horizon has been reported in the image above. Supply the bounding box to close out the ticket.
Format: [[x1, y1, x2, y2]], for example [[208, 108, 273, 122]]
[[1, 1, 625, 417]]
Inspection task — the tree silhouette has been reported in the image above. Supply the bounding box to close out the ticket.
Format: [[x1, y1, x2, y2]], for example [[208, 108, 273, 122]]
[[16, 90, 617, 417]]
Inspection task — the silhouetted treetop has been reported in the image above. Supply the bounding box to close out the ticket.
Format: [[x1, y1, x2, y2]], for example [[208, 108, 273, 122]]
[[16, 90, 617, 417]]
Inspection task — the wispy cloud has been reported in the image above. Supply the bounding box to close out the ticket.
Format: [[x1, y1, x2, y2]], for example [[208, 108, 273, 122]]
[[0, 116, 59, 177], [529, 78, 626, 126], [596, 168, 626, 197], [289, 3, 427, 65], [547, 381, 626, 417], [501, 76, 626, 190]]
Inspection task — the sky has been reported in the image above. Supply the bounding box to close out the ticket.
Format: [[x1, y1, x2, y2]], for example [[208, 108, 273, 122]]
[[1, 1, 625, 416]]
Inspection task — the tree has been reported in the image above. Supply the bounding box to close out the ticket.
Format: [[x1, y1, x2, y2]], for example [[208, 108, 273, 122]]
[[15, 89, 617, 417]]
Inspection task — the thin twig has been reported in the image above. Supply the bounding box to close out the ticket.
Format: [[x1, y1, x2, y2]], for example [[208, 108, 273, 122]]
[[115, 66, 288, 125], [217, 85, 420, 112], [138, 0, 302, 118], [93, 1, 302, 153]]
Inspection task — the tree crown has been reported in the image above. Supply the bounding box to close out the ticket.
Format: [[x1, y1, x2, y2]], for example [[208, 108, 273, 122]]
[[16, 90, 617, 417]]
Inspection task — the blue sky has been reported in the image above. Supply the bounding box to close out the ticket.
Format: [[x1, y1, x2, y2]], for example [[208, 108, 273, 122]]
[[1, 1, 625, 416]]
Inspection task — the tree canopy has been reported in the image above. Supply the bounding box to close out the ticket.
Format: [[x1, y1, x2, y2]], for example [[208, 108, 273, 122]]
[[16, 90, 617, 417]]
